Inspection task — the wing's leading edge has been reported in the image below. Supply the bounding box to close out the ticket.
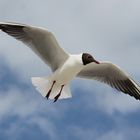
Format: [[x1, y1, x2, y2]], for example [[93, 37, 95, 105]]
[[0, 22, 69, 71], [77, 62, 140, 100]]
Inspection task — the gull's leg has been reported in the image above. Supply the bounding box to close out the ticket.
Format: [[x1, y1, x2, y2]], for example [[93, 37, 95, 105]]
[[46, 81, 56, 99], [54, 85, 64, 102]]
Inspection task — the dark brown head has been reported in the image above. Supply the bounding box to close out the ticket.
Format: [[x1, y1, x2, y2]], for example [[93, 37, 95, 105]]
[[82, 53, 100, 65]]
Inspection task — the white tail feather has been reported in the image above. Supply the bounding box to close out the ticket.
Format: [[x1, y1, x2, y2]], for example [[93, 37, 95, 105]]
[[31, 77, 72, 99]]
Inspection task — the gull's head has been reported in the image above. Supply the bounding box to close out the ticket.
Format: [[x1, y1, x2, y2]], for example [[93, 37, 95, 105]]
[[82, 53, 100, 65]]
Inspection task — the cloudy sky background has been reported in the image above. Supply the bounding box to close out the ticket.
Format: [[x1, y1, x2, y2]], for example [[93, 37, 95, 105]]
[[0, 0, 140, 140]]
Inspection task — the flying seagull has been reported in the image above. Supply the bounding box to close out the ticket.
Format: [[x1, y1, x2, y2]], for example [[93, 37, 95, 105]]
[[0, 22, 140, 102]]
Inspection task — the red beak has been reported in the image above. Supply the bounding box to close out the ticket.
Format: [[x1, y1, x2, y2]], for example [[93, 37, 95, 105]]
[[94, 59, 100, 64]]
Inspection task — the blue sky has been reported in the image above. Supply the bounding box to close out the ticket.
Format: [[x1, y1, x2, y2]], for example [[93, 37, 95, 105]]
[[0, 0, 140, 140]]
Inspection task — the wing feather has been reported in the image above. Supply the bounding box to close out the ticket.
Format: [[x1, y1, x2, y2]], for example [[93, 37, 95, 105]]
[[0, 22, 69, 71], [77, 62, 140, 100]]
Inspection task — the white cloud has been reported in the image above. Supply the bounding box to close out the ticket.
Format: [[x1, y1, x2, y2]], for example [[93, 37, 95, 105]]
[[68, 126, 124, 140], [68, 123, 140, 140], [0, 86, 67, 139], [28, 116, 57, 139], [68, 126, 97, 140], [80, 81, 140, 115], [97, 130, 124, 140], [95, 91, 140, 115], [0, 87, 40, 119]]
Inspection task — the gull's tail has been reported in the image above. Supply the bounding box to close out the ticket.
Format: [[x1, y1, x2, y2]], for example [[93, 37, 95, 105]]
[[31, 76, 72, 99]]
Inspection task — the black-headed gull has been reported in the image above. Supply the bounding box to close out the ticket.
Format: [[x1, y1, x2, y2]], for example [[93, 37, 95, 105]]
[[0, 22, 140, 102]]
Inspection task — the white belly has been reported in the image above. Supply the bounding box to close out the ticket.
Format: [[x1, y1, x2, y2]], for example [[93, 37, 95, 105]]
[[51, 55, 84, 85], [31, 54, 84, 100]]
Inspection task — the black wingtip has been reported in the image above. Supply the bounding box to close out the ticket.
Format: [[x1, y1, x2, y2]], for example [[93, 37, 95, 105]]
[[0, 24, 6, 31], [0, 23, 24, 30], [121, 79, 140, 100], [0, 23, 25, 37]]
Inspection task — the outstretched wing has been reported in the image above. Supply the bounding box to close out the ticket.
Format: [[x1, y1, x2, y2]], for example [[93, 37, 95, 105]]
[[0, 22, 69, 71], [77, 62, 140, 100]]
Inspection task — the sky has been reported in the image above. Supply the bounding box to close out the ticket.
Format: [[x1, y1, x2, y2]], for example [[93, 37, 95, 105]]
[[0, 0, 140, 140]]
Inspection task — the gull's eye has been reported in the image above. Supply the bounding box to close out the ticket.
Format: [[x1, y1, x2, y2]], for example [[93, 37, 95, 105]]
[[87, 55, 93, 59]]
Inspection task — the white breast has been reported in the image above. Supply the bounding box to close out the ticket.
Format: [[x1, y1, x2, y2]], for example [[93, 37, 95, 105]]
[[52, 54, 84, 85]]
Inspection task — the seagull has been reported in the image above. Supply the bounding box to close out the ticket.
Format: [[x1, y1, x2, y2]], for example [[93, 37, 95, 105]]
[[0, 22, 140, 102]]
